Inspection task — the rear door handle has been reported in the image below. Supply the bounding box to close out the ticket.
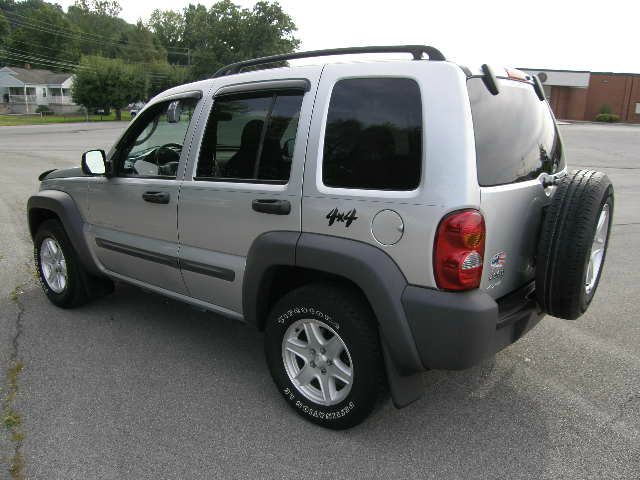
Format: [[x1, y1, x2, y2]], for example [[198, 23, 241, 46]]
[[142, 191, 170, 204], [252, 199, 291, 215]]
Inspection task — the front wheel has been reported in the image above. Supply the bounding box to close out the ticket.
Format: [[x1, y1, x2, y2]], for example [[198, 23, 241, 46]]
[[264, 283, 384, 430], [34, 219, 112, 308]]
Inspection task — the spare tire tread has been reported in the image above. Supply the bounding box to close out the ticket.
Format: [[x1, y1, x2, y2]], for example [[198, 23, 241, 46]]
[[536, 169, 613, 319]]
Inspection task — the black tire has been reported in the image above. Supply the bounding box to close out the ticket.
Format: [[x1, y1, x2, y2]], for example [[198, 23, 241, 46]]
[[536, 169, 614, 319], [265, 283, 384, 430], [34, 219, 113, 308]]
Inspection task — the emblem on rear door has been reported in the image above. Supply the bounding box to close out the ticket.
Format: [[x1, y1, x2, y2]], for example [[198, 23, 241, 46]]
[[326, 208, 358, 227], [490, 251, 507, 268], [488, 251, 507, 286]]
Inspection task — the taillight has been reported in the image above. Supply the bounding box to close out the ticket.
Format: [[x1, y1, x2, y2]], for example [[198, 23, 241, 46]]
[[433, 209, 486, 291]]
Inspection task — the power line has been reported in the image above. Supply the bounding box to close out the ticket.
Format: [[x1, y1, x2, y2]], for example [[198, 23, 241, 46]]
[[0, 52, 81, 73], [3, 10, 190, 56], [2, 46, 86, 70]]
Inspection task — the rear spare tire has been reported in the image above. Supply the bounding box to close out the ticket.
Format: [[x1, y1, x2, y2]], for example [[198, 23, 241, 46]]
[[536, 169, 613, 319]]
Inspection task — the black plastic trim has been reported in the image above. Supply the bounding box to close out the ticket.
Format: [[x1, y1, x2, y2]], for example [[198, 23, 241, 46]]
[[193, 177, 288, 185], [244, 232, 423, 373], [180, 259, 235, 282], [403, 282, 544, 370], [215, 79, 310, 96], [95, 238, 179, 268], [95, 238, 235, 282], [213, 45, 446, 77], [481, 64, 500, 95], [27, 190, 101, 275], [157, 89, 203, 102], [38, 169, 57, 181], [532, 74, 546, 101]]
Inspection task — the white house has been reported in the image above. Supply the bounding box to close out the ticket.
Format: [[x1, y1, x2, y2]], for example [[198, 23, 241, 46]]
[[0, 66, 77, 114]]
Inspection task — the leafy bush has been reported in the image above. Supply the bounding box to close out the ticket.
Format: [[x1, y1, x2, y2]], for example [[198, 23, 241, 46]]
[[35, 104, 51, 114], [598, 103, 613, 114], [598, 104, 613, 115], [595, 113, 620, 123]]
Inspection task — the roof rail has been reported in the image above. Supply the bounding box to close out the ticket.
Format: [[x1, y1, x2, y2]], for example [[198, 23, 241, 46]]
[[212, 45, 446, 78]]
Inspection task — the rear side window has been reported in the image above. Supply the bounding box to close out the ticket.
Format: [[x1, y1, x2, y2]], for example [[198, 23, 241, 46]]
[[197, 91, 304, 183], [322, 78, 422, 190], [468, 77, 565, 187]]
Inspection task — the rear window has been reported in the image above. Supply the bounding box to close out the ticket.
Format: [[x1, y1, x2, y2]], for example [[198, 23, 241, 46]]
[[322, 78, 422, 190], [468, 77, 565, 187]]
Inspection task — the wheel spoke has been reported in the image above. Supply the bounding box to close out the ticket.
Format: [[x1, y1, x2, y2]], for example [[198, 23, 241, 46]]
[[318, 373, 335, 402], [585, 204, 610, 295], [294, 364, 316, 387], [328, 359, 353, 385], [323, 335, 343, 360], [285, 338, 311, 361], [596, 210, 606, 233], [303, 322, 325, 349]]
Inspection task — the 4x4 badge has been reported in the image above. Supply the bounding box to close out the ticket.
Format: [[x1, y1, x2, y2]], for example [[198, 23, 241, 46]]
[[326, 208, 358, 227]]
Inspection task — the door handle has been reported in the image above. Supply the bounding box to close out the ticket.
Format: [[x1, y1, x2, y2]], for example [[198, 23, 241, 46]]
[[252, 199, 291, 215], [142, 191, 170, 204]]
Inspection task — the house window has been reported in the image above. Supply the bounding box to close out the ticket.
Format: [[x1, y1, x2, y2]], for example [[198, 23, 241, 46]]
[[635, 103, 640, 115], [43, 89, 47, 97]]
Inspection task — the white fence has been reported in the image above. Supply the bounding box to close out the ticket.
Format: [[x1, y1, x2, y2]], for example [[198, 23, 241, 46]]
[[49, 96, 74, 105], [7, 94, 37, 104]]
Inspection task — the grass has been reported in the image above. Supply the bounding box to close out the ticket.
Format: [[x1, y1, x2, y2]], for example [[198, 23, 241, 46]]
[[3, 362, 25, 479], [0, 111, 132, 126], [8, 451, 24, 479], [8, 286, 23, 303]]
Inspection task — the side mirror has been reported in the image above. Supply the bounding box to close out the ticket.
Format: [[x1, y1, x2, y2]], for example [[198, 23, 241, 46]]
[[167, 100, 181, 123], [283, 138, 295, 159], [81, 149, 107, 175]]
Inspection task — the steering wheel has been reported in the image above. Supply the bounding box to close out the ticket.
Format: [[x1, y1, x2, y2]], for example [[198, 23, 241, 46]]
[[153, 143, 182, 165], [153, 143, 182, 176]]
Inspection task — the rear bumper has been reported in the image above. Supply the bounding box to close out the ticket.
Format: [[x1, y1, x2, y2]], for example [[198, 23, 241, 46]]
[[402, 282, 544, 370]]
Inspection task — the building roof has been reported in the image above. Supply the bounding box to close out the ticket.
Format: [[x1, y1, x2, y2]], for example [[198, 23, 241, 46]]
[[0, 66, 73, 85]]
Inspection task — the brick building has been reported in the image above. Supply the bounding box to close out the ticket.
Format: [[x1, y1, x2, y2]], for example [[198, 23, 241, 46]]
[[521, 68, 640, 123]]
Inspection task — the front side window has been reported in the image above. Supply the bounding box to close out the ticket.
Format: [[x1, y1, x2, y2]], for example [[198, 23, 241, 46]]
[[197, 90, 304, 183], [322, 78, 422, 190], [117, 97, 198, 178]]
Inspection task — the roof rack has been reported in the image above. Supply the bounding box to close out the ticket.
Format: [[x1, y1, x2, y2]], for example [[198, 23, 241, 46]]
[[212, 45, 446, 78]]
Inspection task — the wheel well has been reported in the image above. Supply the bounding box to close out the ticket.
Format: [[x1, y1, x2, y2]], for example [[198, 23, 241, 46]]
[[256, 266, 372, 331], [28, 208, 60, 238]]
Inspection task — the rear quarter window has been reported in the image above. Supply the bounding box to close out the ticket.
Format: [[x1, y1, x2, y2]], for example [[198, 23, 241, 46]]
[[467, 77, 565, 187], [322, 77, 422, 190]]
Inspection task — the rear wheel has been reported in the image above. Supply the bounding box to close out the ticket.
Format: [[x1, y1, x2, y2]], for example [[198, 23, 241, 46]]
[[264, 283, 383, 429], [536, 169, 614, 319]]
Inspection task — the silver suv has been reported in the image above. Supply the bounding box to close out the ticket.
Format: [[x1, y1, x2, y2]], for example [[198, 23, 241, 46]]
[[27, 46, 614, 429]]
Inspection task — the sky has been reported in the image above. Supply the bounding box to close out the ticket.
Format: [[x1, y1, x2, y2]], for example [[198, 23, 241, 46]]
[[56, 0, 639, 73]]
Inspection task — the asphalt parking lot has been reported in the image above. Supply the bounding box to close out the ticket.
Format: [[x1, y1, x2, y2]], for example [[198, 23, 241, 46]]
[[0, 121, 639, 479]]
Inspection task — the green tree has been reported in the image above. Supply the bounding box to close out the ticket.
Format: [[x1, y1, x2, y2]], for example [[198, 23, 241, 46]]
[[0, 11, 9, 44], [1, 0, 80, 70], [145, 62, 190, 98], [66, 1, 166, 63], [168, 1, 299, 78], [73, 0, 122, 17], [147, 9, 186, 65], [72, 55, 146, 120]]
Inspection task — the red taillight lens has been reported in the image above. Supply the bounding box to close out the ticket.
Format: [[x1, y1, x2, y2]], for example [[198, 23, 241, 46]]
[[433, 209, 486, 291]]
